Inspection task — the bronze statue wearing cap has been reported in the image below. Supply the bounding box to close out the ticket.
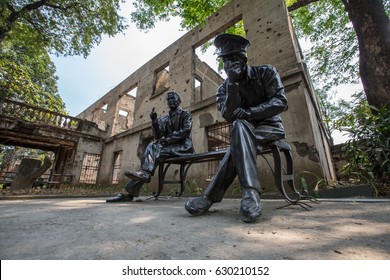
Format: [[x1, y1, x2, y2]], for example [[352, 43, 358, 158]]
[[185, 34, 288, 223], [106, 91, 194, 203]]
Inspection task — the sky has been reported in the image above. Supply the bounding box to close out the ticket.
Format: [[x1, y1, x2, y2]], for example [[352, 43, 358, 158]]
[[51, 15, 187, 117], [50, 4, 362, 144]]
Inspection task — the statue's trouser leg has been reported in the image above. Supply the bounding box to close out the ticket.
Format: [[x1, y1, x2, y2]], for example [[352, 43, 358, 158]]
[[230, 120, 261, 191], [125, 180, 144, 197], [204, 120, 261, 202], [127, 142, 171, 197], [203, 150, 237, 202], [140, 142, 163, 175]]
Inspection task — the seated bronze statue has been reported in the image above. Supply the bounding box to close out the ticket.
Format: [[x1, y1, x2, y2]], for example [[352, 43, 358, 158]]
[[185, 34, 288, 223], [106, 91, 194, 203]]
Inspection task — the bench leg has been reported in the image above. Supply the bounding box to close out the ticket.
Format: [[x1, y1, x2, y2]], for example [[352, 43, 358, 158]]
[[271, 146, 300, 203], [271, 145, 318, 210], [282, 148, 299, 194], [157, 163, 173, 198], [157, 162, 186, 198], [178, 163, 187, 197]]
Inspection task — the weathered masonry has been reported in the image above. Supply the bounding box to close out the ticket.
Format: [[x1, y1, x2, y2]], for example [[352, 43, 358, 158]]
[[0, 98, 105, 186], [75, 0, 336, 194]]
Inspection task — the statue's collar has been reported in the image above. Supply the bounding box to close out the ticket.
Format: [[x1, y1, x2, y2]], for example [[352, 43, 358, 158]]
[[169, 108, 182, 116]]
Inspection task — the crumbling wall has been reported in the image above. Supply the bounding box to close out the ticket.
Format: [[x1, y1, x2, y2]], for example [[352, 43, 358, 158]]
[[80, 0, 336, 195]]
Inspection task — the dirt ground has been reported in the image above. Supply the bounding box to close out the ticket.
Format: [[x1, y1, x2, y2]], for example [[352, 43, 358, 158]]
[[0, 196, 389, 260]]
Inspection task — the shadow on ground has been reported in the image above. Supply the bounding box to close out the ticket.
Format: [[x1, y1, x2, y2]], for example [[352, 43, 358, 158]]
[[0, 197, 389, 259]]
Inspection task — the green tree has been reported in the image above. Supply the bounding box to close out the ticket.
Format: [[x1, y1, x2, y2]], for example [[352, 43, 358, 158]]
[[289, 0, 359, 87], [0, 0, 127, 111], [289, 0, 390, 109], [334, 92, 390, 193], [1, 0, 127, 57], [131, 0, 229, 31], [0, 29, 65, 112]]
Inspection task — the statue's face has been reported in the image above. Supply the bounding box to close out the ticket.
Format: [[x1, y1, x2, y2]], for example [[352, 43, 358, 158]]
[[166, 93, 180, 109], [223, 55, 247, 83]]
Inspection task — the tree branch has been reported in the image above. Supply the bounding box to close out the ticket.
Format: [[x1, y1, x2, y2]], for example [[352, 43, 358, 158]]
[[1, 1, 49, 43], [288, 0, 321, 11], [6, 2, 16, 13], [19, 0, 49, 14]]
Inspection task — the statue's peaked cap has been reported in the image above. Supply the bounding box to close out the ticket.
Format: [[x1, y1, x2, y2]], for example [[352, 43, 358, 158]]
[[214, 34, 250, 57]]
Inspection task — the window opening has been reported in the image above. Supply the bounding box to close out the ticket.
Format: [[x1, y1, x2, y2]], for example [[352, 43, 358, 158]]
[[127, 86, 137, 97], [195, 77, 202, 88], [195, 76, 203, 99], [79, 153, 101, 184], [153, 64, 170, 97], [118, 109, 128, 117], [206, 122, 232, 180]]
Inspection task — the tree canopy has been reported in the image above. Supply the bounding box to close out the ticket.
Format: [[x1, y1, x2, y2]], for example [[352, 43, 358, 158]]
[[290, 0, 390, 109], [289, 0, 359, 86], [1, 0, 127, 57], [0, 28, 65, 112], [0, 0, 127, 112], [131, 0, 230, 31]]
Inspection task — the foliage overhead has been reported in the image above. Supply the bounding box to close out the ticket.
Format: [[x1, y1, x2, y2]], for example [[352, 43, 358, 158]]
[[131, 0, 230, 31], [0, 0, 128, 112], [289, 0, 360, 86], [0, 30, 65, 113], [0, 0, 127, 58]]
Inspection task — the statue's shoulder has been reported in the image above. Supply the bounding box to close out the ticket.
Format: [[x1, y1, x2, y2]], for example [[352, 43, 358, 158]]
[[252, 64, 277, 73], [251, 65, 280, 81], [216, 79, 228, 94], [178, 108, 191, 116]]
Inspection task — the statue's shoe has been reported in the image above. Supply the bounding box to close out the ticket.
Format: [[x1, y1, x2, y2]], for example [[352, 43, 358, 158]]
[[185, 197, 213, 216], [106, 193, 134, 203], [240, 189, 262, 223], [124, 170, 151, 183]]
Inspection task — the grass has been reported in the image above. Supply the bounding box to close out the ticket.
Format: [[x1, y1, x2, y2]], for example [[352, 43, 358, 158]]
[[0, 184, 123, 197]]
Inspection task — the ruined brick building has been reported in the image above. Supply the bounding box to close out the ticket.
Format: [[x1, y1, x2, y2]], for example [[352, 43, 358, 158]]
[[74, 0, 336, 194], [1, 0, 336, 195]]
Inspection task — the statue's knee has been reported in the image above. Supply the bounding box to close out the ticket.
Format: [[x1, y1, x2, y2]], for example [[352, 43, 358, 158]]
[[231, 120, 246, 135]]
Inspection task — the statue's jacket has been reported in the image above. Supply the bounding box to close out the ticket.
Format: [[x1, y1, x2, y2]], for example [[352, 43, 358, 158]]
[[216, 64, 288, 139], [152, 108, 194, 155]]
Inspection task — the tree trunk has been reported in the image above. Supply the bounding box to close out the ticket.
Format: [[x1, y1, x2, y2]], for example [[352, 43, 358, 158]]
[[342, 0, 390, 108]]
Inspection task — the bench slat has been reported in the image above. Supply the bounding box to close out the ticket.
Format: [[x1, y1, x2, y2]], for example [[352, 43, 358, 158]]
[[157, 140, 299, 201], [164, 150, 227, 164]]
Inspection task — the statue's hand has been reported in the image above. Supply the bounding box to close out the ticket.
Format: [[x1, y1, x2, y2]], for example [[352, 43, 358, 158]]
[[150, 107, 157, 121], [232, 107, 251, 119], [156, 138, 168, 146]]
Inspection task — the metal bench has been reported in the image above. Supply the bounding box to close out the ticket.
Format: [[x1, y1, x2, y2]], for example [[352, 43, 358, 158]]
[[156, 140, 317, 209]]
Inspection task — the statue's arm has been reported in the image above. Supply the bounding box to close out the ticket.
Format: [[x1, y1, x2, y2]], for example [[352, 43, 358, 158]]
[[152, 119, 162, 139], [151, 107, 163, 139], [249, 65, 288, 120], [216, 81, 242, 122]]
